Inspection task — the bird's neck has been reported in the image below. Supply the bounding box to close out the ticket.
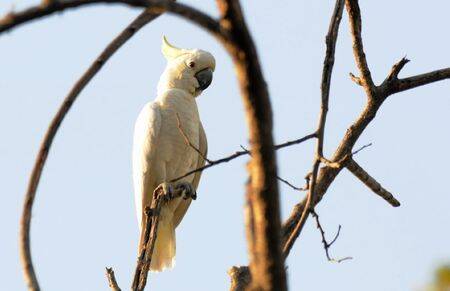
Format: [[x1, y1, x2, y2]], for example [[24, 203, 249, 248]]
[[156, 89, 198, 111], [157, 69, 197, 97]]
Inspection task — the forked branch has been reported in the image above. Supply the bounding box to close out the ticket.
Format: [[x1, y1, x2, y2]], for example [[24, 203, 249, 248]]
[[283, 0, 450, 255], [282, 0, 345, 259], [106, 268, 121, 291], [310, 210, 352, 263]]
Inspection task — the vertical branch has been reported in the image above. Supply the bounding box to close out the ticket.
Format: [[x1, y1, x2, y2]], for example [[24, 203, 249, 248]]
[[133, 197, 163, 290], [130, 186, 186, 291], [282, 0, 345, 258], [344, 0, 376, 98], [19, 10, 164, 291], [216, 1, 287, 290]]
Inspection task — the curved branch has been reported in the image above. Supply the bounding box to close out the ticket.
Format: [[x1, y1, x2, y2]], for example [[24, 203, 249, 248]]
[[0, 0, 146, 34], [216, 1, 288, 290], [15, 1, 277, 290], [0, 0, 226, 39], [19, 9, 166, 291], [17, 0, 230, 288]]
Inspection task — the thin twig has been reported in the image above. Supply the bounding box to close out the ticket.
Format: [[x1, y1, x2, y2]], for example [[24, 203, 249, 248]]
[[310, 210, 352, 263], [352, 142, 372, 155], [170, 133, 316, 183], [276, 176, 308, 192], [240, 144, 307, 191]]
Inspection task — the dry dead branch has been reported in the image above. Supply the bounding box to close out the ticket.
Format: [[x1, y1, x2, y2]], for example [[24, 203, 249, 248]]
[[2, 0, 449, 290]]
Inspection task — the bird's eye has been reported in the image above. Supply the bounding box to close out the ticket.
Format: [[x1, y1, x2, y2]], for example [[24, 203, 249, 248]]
[[188, 61, 195, 68]]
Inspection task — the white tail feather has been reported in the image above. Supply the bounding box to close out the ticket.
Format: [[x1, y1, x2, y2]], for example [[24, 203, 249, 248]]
[[150, 216, 176, 272]]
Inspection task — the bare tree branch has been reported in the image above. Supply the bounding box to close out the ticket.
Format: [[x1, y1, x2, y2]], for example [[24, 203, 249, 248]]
[[16, 2, 232, 289], [13, 0, 311, 288], [0, 1, 226, 38], [106, 267, 121, 291], [276, 175, 308, 192], [216, 1, 287, 290], [380, 58, 450, 95], [310, 210, 352, 263], [349, 72, 363, 86], [283, 0, 383, 250], [345, 0, 376, 98], [239, 145, 310, 192], [131, 186, 188, 291], [394, 67, 450, 93], [228, 266, 251, 291], [170, 133, 316, 183], [283, 0, 450, 253], [9, 0, 449, 290], [384, 56, 410, 82], [18, 9, 167, 291], [282, 0, 345, 259], [178, 117, 312, 192], [0, 0, 147, 34], [346, 158, 400, 207]]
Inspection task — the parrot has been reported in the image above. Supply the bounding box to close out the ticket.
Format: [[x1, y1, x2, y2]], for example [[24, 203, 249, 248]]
[[132, 36, 215, 272]]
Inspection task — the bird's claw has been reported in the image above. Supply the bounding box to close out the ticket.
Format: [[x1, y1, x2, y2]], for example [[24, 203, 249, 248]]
[[155, 182, 175, 202], [176, 182, 197, 200]]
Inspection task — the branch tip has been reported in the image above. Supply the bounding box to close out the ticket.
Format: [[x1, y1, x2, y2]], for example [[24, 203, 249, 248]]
[[346, 159, 401, 207], [106, 267, 121, 291], [385, 56, 410, 82], [349, 72, 363, 86]]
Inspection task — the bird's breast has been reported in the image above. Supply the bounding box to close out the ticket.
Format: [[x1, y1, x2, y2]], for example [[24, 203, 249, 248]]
[[157, 95, 201, 180]]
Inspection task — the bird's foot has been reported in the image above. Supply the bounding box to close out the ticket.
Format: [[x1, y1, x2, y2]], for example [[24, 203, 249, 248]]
[[154, 182, 175, 202], [176, 181, 197, 200]]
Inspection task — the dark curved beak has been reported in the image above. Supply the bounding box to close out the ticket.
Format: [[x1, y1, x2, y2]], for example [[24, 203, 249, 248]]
[[195, 68, 213, 91]]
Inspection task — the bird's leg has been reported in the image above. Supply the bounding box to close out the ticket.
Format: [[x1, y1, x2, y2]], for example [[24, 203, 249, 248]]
[[175, 181, 197, 200]]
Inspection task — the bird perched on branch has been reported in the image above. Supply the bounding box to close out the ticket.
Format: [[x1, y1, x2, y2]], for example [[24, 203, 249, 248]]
[[133, 36, 215, 272]]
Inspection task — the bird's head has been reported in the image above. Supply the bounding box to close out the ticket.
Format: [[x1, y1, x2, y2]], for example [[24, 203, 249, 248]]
[[157, 36, 215, 97]]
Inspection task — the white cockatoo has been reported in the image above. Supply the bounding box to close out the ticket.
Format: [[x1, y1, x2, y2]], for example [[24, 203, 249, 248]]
[[132, 36, 215, 272]]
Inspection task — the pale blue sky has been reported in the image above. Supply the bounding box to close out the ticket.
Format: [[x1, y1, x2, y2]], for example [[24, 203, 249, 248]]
[[1, 1, 449, 290]]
